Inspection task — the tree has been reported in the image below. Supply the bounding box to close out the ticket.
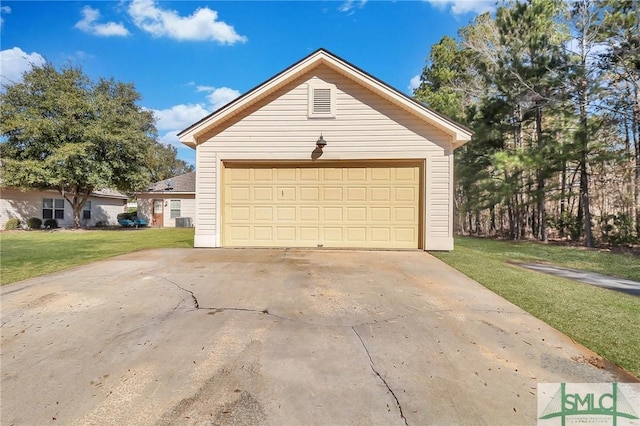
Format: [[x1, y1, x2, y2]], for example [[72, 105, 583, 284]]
[[0, 63, 157, 227], [147, 142, 194, 183], [597, 0, 640, 238]]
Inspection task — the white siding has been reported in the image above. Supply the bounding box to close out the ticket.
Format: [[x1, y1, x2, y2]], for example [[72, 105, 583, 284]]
[[425, 155, 453, 250], [136, 195, 196, 227], [163, 197, 196, 228], [194, 149, 217, 247], [1, 188, 126, 229], [137, 198, 152, 223], [194, 65, 455, 250]]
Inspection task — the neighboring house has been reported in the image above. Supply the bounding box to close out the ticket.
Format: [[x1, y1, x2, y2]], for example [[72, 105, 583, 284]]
[[0, 187, 127, 229], [178, 49, 473, 250], [136, 172, 196, 228]]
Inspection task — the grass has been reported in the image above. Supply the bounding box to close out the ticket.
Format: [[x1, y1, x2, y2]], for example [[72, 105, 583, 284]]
[[0, 228, 194, 285], [431, 236, 640, 378]]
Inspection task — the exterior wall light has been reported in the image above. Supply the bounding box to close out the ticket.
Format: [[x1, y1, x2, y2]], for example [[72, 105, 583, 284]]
[[316, 134, 327, 149]]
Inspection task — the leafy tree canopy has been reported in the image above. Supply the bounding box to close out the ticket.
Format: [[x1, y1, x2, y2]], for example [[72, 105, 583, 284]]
[[147, 143, 194, 184], [0, 63, 158, 227]]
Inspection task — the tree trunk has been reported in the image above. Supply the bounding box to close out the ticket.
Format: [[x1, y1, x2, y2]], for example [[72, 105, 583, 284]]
[[579, 86, 593, 248], [60, 186, 92, 229], [560, 157, 567, 238], [535, 104, 547, 242]]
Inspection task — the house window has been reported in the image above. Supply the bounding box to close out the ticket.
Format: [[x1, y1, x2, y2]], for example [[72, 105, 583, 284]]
[[82, 201, 92, 219], [308, 83, 337, 118], [170, 200, 181, 218], [43, 198, 64, 220]]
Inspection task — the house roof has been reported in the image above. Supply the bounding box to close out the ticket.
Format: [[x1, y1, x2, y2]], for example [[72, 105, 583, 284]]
[[90, 189, 128, 200], [178, 48, 473, 149], [139, 172, 196, 194]]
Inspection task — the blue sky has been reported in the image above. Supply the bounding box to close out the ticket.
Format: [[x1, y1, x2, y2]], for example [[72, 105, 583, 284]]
[[0, 0, 493, 165]]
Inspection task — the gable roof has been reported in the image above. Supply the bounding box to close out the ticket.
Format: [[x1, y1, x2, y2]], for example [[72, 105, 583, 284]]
[[178, 48, 473, 149], [139, 172, 195, 194], [90, 189, 128, 200]]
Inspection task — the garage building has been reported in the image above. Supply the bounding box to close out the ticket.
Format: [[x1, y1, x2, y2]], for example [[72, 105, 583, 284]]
[[178, 49, 472, 250]]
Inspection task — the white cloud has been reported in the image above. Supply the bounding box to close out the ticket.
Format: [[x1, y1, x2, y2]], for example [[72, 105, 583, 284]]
[[409, 75, 421, 91], [128, 0, 247, 44], [0, 47, 46, 86], [339, 0, 367, 13], [153, 103, 210, 131], [425, 0, 494, 15], [152, 85, 240, 151], [159, 130, 180, 146], [0, 5, 10, 28], [204, 87, 241, 110], [75, 6, 130, 37]]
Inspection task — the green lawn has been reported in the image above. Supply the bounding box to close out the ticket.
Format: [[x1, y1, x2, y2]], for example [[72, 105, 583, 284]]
[[431, 236, 640, 378], [0, 228, 194, 285]]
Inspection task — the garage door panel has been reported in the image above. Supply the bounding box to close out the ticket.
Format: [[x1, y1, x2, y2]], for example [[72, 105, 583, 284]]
[[254, 169, 273, 181], [347, 168, 366, 181], [228, 168, 250, 182], [323, 227, 343, 241], [395, 207, 417, 222], [371, 168, 391, 181], [323, 187, 343, 201], [276, 206, 296, 221], [300, 206, 320, 221], [299, 227, 320, 241], [230, 206, 250, 221], [254, 227, 273, 240], [229, 186, 250, 201], [254, 206, 273, 221], [223, 163, 420, 248], [300, 168, 320, 181], [346, 207, 366, 222], [371, 207, 391, 222], [395, 167, 418, 181], [228, 226, 251, 241], [371, 187, 391, 201], [254, 187, 273, 201], [347, 187, 367, 201], [323, 168, 343, 180], [323, 207, 343, 221], [395, 228, 417, 243], [371, 227, 391, 241], [276, 227, 296, 240], [300, 187, 320, 201]]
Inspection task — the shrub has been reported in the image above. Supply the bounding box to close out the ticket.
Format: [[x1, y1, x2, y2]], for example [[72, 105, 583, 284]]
[[599, 213, 637, 245], [95, 220, 108, 228], [117, 211, 136, 221], [4, 218, 21, 230], [43, 219, 59, 229], [27, 217, 42, 229]]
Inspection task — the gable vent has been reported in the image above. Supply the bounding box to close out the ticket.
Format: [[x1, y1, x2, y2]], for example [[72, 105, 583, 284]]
[[313, 88, 332, 114], [308, 83, 336, 118]]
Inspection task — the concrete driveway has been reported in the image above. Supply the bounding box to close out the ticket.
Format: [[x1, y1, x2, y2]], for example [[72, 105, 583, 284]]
[[1, 249, 636, 425]]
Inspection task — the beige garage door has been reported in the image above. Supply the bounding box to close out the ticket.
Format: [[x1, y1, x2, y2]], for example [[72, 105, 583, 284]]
[[222, 162, 421, 249]]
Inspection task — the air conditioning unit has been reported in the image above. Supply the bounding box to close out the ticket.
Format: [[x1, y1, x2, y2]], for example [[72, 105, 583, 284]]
[[175, 217, 192, 228]]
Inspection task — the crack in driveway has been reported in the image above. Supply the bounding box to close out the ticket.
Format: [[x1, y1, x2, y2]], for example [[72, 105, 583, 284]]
[[159, 276, 199, 309], [160, 274, 409, 425], [158, 274, 411, 328], [352, 327, 409, 426]]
